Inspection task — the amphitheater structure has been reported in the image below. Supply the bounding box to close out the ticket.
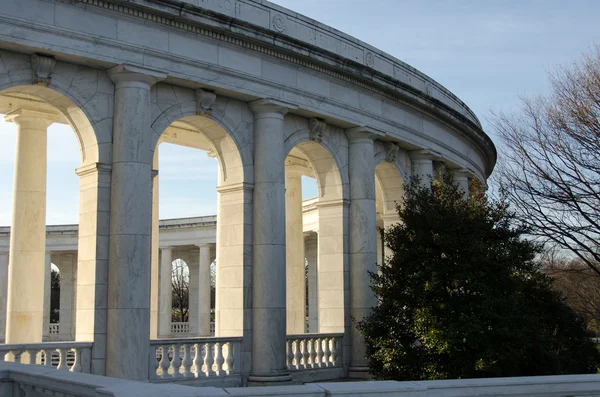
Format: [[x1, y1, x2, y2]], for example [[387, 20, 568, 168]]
[[0, 0, 495, 386]]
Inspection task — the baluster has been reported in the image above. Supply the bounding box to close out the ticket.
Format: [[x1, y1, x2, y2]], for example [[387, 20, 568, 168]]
[[40, 349, 50, 366], [181, 344, 192, 377], [308, 339, 317, 369], [57, 348, 68, 371], [13, 350, 22, 364], [214, 342, 224, 375], [301, 339, 309, 370], [71, 348, 82, 372], [322, 338, 331, 367], [293, 339, 302, 369], [286, 339, 293, 369], [191, 343, 201, 377], [316, 338, 324, 367], [169, 344, 182, 377], [204, 343, 215, 376], [158, 345, 170, 379], [330, 337, 338, 366], [224, 342, 234, 374]]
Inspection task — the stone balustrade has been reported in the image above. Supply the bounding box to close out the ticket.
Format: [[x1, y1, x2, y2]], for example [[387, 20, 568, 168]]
[[169, 322, 216, 337], [48, 324, 59, 335], [0, 342, 92, 373], [170, 322, 190, 336], [286, 333, 343, 370], [149, 337, 241, 381]]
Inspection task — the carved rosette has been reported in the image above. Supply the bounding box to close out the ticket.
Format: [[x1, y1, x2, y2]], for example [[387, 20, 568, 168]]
[[196, 88, 217, 116], [272, 14, 286, 32], [308, 118, 326, 143], [31, 54, 56, 86], [364, 52, 375, 67]]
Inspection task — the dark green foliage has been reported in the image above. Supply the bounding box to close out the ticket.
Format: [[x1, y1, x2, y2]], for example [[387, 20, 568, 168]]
[[357, 174, 600, 380]]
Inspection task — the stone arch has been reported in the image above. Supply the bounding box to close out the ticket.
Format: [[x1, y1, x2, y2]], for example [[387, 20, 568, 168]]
[[149, 88, 252, 342], [283, 120, 349, 202], [373, 148, 407, 218], [0, 51, 111, 166], [283, 116, 349, 335], [149, 96, 253, 186]]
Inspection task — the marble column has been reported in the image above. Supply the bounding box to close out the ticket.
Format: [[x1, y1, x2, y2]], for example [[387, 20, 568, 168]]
[[197, 244, 211, 336], [5, 109, 55, 344], [305, 233, 318, 333], [106, 64, 165, 380], [0, 251, 8, 342], [452, 169, 471, 199], [410, 150, 435, 188], [346, 127, 379, 378], [158, 247, 173, 338], [43, 252, 51, 341], [285, 167, 305, 334], [59, 253, 76, 341], [150, 148, 160, 340], [248, 98, 297, 384]]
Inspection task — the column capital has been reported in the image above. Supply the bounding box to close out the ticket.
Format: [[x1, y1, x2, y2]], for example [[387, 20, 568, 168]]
[[345, 125, 385, 141], [160, 246, 173, 252], [249, 98, 298, 116], [4, 109, 61, 127], [196, 243, 211, 249], [107, 64, 167, 89], [451, 168, 472, 179], [409, 149, 440, 163], [75, 162, 112, 177]]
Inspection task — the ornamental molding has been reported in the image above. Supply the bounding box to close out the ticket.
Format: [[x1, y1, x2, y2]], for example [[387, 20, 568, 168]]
[[308, 118, 327, 143], [196, 88, 217, 116], [384, 141, 400, 163], [31, 53, 56, 86]]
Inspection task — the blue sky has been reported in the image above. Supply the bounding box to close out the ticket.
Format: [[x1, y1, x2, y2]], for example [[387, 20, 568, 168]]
[[1, 0, 599, 225]]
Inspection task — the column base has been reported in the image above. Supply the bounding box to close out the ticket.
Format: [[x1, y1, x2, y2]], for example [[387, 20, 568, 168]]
[[247, 371, 296, 386], [347, 366, 372, 380]]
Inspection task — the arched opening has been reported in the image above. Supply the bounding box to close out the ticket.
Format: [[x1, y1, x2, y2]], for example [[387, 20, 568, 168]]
[[150, 94, 251, 342], [374, 160, 406, 267], [283, 123, 348, 337], [0, 58, 103, 347]]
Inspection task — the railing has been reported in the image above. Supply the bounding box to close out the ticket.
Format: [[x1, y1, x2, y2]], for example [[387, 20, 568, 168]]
[[0, 342, 92, 373], [286, 333, 343, 370], [170, 322, 216, 336], [171, 322, 190, 336], [49, 323, 60, 335], [149, 337, 241, 381]]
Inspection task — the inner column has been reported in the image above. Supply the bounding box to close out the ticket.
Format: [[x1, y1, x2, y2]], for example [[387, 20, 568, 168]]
[[5, 109, 55, 344], [196, 244, 211, 336], [285, 166, 306, 334], [158, 246, 173, 338]]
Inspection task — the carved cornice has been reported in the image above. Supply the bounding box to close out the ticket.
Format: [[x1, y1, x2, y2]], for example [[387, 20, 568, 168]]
[[66, 0, 496, 176]]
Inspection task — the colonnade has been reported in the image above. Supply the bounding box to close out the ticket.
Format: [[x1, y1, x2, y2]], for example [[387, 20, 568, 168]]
[[0, 65, 473, 383]]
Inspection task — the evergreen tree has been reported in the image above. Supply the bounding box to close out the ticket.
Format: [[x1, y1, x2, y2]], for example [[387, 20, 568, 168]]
[[357, 174, 600, 380]]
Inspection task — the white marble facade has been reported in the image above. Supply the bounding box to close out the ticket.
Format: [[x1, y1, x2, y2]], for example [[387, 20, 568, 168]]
[[0, 0, 494, 384]]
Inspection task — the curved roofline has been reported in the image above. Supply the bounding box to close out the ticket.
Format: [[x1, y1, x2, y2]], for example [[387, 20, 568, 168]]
[[129, 0, 496, 175]]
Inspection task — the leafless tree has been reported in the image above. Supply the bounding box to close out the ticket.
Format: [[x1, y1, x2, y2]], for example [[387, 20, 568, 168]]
[[492, 46, 600, 276], [541, 250, 600, 335], [171, 259, 189, 322]]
